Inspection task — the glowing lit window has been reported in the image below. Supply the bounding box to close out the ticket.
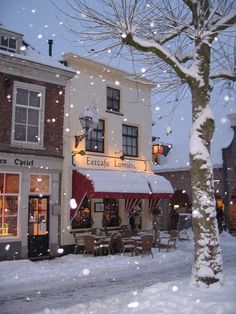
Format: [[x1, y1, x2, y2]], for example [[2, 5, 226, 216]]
[[0, 173, 19, 237], [30, 175, 50, 194]]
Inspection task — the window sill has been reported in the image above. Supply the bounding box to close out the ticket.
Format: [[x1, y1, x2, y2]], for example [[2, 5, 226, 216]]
[[10, 144, 46, 150], [106, 110, 124, 116]]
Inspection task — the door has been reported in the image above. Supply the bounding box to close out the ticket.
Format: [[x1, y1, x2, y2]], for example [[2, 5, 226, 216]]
[[28, 196, 49, 258]]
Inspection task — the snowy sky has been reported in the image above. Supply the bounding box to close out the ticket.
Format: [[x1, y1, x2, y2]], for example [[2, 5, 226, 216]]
[[1, 0, 236, 170], [0, 231, 236, 313]]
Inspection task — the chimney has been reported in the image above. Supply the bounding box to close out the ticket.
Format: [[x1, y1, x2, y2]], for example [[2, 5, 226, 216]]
[[48, 39, 53, 57]]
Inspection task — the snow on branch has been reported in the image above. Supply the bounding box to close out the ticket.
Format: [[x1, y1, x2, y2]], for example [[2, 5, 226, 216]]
[[208, 10, 236, 38], [123, 33, 196, 83], [210, 70, 236, 81]]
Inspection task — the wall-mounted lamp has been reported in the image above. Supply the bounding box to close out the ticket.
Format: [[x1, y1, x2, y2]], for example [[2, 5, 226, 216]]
[[152, 142, 172, 163], [74, 103, 99, 148]]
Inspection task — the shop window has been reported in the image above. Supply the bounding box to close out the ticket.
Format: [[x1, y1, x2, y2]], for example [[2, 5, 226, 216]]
[[122, 125, 138, 157], [107, 86, 120, 112], [0, 173, 19, 237], [85, 119, 105, 153], [71, 197, 92, 229], [102, 199, 119, 227], [12, 81, 45, 148], [30, 174, 50, 194]]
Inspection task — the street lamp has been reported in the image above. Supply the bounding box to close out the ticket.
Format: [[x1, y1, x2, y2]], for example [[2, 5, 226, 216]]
[[74, 103, 99, 148]]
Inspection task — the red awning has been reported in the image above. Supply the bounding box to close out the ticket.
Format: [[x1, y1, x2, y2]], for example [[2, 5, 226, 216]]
[[72, 169, 173, 201]]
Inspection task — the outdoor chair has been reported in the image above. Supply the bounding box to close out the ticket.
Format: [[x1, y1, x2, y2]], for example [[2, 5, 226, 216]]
[[72, 231, 85, 254], [122, 238, 136, 256], [99, 237, 111, 255], [135, 234, 153, 258], [83, 234, 101, 256], [110, 232, 123, 254], [158, 230, 178, 252]]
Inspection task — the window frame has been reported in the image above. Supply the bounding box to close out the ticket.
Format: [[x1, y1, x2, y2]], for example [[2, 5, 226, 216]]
[[85, 119, 105, 153], [122, 124, 138, 157], [0, 172, 20, 238], [106, 86, 120, 113], [11, 81, 45, 148], [0, 35, 17, 53]]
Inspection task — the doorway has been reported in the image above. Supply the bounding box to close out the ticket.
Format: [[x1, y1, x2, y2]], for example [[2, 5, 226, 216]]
[[28, 196, 49, 258]]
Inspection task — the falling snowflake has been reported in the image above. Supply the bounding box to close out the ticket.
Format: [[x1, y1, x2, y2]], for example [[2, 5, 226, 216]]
[[166, 126, 172, 135], [82, 268, 90, 276], [172, 285, 178, 292], [128, 301, 139, 308], [70, 198, 77, 209], [221, 117, 227, 124], [224, 95, 230, 102]]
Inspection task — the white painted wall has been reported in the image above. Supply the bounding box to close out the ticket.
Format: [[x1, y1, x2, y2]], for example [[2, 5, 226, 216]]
[[61, 54, 155, 246]]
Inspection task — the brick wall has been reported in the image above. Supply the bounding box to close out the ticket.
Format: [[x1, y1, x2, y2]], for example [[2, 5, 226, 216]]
[[0, 72, 65, 157]]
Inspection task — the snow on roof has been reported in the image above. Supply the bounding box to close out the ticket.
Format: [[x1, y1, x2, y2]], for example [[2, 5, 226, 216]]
[[0, 48, 75, 74], [0, 23, 23, 36], [0, 24, 75, 74], [63, 52, 156, 87], [144, 173, 174, 194], [78, 169, 173, 195]]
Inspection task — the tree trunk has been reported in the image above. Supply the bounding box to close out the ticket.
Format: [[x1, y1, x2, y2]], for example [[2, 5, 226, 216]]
[[189, 51, 223, 285]]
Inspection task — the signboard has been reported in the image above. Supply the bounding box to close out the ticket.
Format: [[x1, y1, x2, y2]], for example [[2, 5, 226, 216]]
[[72, 153, 148, 172], [0, 153, 62, 171]]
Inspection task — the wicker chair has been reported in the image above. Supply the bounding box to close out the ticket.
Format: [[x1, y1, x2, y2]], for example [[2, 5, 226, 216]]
[[158, 230, 178, 252], [99, 238, 111, 255], [83, 235, 101, 256], [135, 234, 153, 258], [110, 232, 123, 254]]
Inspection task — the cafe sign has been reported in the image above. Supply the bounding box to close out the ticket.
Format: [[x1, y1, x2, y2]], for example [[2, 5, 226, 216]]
[[73, 153, 148, 172]]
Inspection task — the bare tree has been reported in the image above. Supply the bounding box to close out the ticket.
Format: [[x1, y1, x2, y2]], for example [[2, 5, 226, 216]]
[[56, 0, 236, 287]]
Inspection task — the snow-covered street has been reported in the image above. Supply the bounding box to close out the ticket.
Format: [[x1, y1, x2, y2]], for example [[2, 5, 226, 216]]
[[0, 232, 236, 314]]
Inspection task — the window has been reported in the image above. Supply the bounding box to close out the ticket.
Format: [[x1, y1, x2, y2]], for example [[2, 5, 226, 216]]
[[12, 82, 45, 147], [71, 197, 92, 229], [0, 35, 17, 53], [86, 119, 105, 153], [122, 125, 138, 157], [102, 199, 119, 227], [0, 173, 19, 237], [107, 87, 120, 112], [30, 175, 50, 194]]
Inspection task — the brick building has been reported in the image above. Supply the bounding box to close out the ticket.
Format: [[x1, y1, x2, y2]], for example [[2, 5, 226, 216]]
[[0, 25, 75, 260]]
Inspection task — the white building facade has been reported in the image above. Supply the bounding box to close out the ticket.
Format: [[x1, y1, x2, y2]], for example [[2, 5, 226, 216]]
[[61, 54, 173, 248]]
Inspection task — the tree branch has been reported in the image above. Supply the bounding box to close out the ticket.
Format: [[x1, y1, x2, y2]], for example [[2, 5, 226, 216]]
[[122, 33, 193, 82], [210, 70, 236, 81], [209, 10, 236, 37]]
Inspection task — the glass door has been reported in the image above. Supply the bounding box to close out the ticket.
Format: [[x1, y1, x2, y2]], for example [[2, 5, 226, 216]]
[[28, 196, 49, 258]]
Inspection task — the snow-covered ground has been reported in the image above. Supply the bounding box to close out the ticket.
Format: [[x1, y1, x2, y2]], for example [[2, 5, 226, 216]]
[[0, 231, 235, 314]]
